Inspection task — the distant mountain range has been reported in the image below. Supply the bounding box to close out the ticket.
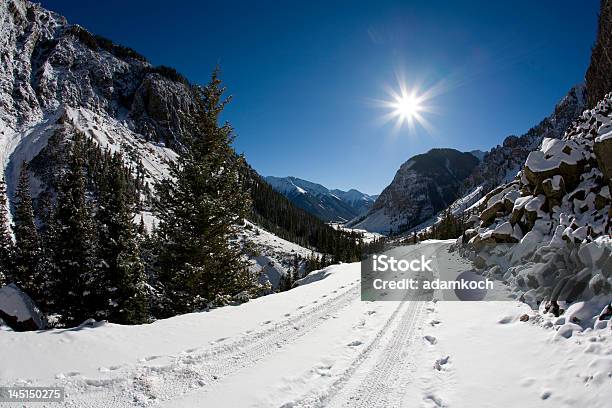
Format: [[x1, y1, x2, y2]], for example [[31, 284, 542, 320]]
[[265, 176, 377, 222]]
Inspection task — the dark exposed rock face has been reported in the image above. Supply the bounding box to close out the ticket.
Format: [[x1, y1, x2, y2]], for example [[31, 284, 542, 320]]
[[131, 73, 198, 146], [586, 0, 612, 108], [594, 135, 612, 186]]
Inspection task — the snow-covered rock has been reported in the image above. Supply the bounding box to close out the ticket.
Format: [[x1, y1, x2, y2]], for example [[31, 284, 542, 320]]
[[0, 283, 45, 331]]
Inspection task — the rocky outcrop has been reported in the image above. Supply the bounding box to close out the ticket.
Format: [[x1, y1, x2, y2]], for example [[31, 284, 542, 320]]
[[462, 92, 612, 305], [585, 0, 612, 108], [524, 139, 588, 192]]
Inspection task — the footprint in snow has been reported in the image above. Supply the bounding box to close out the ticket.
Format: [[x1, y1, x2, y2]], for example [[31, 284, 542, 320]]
[[365, 310, 376, 315], [347, 340, 363, 347], [284, 313, 291, 317], [519, 377, 536, 387], [423, 335, 437, 345], [423, 393, 445, 407], [314, 364, 333, 377], [261, 320, 272, 325], [540, 390, 552, 400], [433, 356, 450, 371], [429, 320, 441, 326]]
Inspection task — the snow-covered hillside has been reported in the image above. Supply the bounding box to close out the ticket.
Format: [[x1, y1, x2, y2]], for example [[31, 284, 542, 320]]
[[240, 221, 319, 289], [0, 241, 609, 407]]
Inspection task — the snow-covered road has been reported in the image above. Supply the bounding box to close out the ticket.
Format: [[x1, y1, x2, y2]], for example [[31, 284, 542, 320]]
[[0, 241, 610, 407]]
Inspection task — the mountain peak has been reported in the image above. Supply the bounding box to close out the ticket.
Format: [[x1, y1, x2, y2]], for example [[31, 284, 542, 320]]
[[348, 148, 480, 234]]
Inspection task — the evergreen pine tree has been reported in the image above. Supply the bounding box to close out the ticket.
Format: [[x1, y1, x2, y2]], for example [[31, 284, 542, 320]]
[[0, 179, 13, 285], [12, 163, 42, 299], [154, 69, 254, 315], [138, 215, 146, 236], [96, 153, 149, 324], [36, 192, 60, 310], [53, 137, 99, 324]]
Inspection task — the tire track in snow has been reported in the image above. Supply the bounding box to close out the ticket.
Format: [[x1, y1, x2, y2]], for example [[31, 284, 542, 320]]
[[334, 244, 446, 408], [291, 243, 441, 408], [58, 280, 362, 407], [292, 296, 425, 408], [341, 297, 425, 408]]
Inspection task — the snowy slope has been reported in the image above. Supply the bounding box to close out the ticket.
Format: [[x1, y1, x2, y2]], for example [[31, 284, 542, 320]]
[[0, 241, 609, 407], [0, 0, 191, 201], [240, 221, 319, 289]]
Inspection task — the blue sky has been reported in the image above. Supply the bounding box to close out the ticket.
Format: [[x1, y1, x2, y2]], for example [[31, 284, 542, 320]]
[[41, 0, 598, 195]]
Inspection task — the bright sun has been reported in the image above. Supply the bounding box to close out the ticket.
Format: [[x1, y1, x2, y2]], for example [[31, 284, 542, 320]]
[[374, 79, 435, 134], [392, 93, 422, 120]]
